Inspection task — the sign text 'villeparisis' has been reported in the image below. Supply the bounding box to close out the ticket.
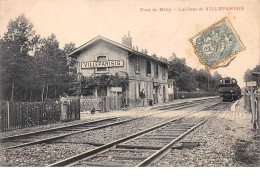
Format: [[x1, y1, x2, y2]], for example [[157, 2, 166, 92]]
[[81, 60, 124, 69]]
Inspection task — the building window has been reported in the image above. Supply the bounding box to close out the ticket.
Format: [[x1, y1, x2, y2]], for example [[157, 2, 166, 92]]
[[154, 63, 158, 77], [136, 83, 140, 99], [146, 60, 151, 75], [135, 57, 140, 72], [96, 55, 108, 72], [162, 66, 166, 78]]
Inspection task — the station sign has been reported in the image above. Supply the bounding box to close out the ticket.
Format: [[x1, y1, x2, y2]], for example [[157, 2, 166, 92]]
[[111, 87, 122, 92], [246, 81, 257, 87], [81, 60, 124, 69]]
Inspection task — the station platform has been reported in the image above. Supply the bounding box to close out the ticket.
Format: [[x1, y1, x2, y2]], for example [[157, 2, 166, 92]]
[[80, 96, 218, 120], [221, 96, 255, 140]]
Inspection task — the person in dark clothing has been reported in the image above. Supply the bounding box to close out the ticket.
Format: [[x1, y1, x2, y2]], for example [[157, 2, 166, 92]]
[[140, 89, 145, 106]]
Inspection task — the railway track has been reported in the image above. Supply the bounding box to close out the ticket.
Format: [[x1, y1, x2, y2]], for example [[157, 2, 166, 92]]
[[152, 97, 218, 110], [0, 116, 131, 150], [1, 97, 219, 151], [0, 117, 119, 142], [0, 99, 219, 150], [0, 98, 224, 166], [48, 101, 228, 167]]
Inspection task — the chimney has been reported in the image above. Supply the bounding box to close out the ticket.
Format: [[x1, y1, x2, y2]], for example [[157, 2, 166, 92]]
[[122, 31, 132, 48], [136, 46, 138, 51], [141, 49, 148, 54]]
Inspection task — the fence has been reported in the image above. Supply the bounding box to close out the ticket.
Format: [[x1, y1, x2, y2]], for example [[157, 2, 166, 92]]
[[80, 96, 126, 113], [0, 101, 9, 131], [0, 100, 61, 131], [0, 99, 80, 131], [256, 94, 260, 134], [174, 91, 217, 99], [244, 92, 260, 134], [80, 98, 102, 112], [67, 99, 81, 121], [105, 96, 124, 111], [244, 93, 251, 112]]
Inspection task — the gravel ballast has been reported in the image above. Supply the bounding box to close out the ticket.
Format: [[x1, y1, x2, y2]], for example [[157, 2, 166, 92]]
[[0, 107, 188, 166], [153, 101, 259, 167], [0, 117, 116, 138], [1, 99, 234, 167], [1, 143, 95, 167]]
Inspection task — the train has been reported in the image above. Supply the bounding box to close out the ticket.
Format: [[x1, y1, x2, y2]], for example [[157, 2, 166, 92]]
[[218, 77, 241, 101]]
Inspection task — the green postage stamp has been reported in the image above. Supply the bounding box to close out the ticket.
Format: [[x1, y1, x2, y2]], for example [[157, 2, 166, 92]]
[[190, 17, 245, 70]]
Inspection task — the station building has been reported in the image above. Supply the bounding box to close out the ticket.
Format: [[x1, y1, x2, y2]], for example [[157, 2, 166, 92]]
[[68, 32, 169, 107]]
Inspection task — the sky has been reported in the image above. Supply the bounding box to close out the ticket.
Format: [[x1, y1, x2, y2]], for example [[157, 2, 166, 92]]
[[0, 0, 259, 87]]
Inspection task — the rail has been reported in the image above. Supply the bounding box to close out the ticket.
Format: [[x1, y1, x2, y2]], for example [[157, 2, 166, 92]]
[[47, 101, 221, 167], [1, 98, 217, 150]]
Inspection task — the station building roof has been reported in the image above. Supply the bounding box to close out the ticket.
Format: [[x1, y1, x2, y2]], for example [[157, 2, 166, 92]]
[[68, 35, 168, 65]]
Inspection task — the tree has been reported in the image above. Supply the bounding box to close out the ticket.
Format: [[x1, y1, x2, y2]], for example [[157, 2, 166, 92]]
[[35, 34, 72, 100], [167, 52, 221, 92], [1, 14, 78, 101], [178, 71, 198, 91], [244, 65, 260, 82], [168, 53, 195, 91], [193, 69, 212, 91], [64, 42, 77, 74], [212, 71, 222, 92], [0, 14, 40, 100]]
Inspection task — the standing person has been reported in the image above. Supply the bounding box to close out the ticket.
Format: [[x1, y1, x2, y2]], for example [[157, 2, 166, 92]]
[[140, 89, 145, 106], [60, 93, 68, 121]]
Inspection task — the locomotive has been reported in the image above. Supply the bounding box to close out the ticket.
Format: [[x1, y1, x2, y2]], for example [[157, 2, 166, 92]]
[[218, 77, 241, 101]]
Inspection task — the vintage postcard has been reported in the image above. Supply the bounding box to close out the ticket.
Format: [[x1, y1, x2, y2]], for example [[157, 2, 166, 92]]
[[0, 0, 259, 172]]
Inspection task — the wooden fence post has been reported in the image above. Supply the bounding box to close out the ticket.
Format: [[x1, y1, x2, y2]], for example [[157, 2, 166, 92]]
[[78, 98, 80, 120], [7, 101, 10, 130], [116, 94, 118, 110], [107, 97, 109, 111], [255, 93, 260, 134], [250, 87, 256, 129], [0, 101, 3, 131], [101, 97, 104, 112]]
